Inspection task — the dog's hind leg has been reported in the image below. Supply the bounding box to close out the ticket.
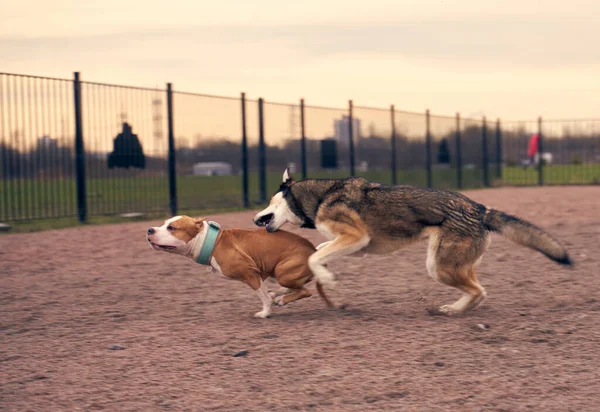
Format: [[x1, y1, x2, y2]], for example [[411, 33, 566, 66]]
[[269, 287, 290, 298], [426, 232, 487, 313], [273, 288, 312, 306], [272, 260, 315, 306], [275, 258, 338, 308], [437, 265, 487, 313]]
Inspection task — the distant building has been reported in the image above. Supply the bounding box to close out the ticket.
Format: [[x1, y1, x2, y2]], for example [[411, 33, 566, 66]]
[[193, 162, 233, 176], [334, 115, 361, 145]]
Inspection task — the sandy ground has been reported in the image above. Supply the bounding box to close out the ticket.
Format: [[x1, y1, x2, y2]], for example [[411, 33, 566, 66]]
[[2, 186, 600, 411]]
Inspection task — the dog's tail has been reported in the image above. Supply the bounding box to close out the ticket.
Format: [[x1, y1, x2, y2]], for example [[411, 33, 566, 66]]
[[483, 208, 572, 266]]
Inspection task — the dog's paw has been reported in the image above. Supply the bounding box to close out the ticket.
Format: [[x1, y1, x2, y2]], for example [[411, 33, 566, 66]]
[[273, 295, 286, 306], [268, 292, 276, 299], [439, 305, 458, 314], [254, 310, 271, 318]]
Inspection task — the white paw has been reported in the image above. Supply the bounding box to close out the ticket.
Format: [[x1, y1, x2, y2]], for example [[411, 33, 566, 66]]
[[254, 310, 271, 318], [273, 295, 286, 306], [268, 292, 276, 299], [439, 305, 457, 313]]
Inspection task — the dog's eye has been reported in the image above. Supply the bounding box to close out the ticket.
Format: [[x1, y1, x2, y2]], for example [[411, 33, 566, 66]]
[[167, 225, 175, 231]]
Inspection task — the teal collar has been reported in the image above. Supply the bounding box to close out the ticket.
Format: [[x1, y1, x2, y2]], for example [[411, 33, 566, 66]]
[[195, 221, 221, 265]]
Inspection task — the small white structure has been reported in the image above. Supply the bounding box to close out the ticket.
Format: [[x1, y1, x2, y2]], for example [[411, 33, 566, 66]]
[[534, 152, 553, 165], [193, 162, 233, 176], [521, 153, 553, 167]]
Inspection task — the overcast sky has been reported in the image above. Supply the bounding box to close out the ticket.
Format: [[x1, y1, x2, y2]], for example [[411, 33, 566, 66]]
[[1, 0, 599, 120]]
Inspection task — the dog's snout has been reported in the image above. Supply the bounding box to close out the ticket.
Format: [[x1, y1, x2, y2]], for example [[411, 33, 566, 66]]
[[147, 227, 155, 235], [254, 213, 273, 227]]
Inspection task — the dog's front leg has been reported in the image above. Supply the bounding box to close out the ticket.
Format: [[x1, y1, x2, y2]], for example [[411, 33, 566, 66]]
[[316, 241, 332, 250], [309, 233, 370, 288], [238, 271, 273, 318], [253, 279, 273, 318]]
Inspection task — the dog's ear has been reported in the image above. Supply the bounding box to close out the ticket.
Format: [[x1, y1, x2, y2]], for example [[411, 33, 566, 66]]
[[282, 168, 294, 184], [192, 217, 207, 228]]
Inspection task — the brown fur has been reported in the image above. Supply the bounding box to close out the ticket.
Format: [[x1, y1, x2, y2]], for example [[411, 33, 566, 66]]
[[258, 173, 572, 314], [169, 216, 202, 243], [149, 216, 336, 317]]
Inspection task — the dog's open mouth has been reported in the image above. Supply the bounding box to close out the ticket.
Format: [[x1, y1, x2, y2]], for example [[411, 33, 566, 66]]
[[149, 241, 177, 250], [255, 213, 274, 227]]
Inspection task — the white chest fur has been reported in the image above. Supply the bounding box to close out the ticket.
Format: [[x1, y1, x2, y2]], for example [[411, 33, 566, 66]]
[[209, 257, 233, 280]]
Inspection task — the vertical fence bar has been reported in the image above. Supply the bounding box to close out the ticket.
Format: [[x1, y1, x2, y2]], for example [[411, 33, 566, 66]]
[[73, 72, 87, 223], [496, 118, 502, 180], [7, 76, 15, 220], [50, 79, 59, 218], [241, 92, 249, 208], [258, 98, 266, 203], [300, 98, 307, 179], [166, 83, 177, 216], [60, 78, 70, 218], [348, 100, 355, 176], [538, 116, 543, 186], [390, 105, 397, 185], [41, 79, 50, 217], [455, 112, 462, 189], [15, 76, 24, 219], [26, 77, 33, 219], [425, 109, 432, 188], [0, 76, 8, 220], [482, 116, 489, 187], [7, 76, 15, 221]]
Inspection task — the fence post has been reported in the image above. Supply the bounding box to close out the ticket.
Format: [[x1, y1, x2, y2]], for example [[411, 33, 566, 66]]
[[73, 72, 87, 223], [496, 118, 502, 179], [258, 97, 266, 203], [390, 105, 397, 185], [241, 93, 249, 208], [300, 98, 307, 179], [425, 109, 432, 188], [538, 116, 543, 186], [348, 100, 355, 176], [166, 83, 177, 216], [455, 112, 462, 189], [482, 116, 489, 187]]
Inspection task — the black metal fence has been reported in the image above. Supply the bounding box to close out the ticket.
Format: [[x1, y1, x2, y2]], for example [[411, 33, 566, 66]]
[[1, 71, 599, 222]]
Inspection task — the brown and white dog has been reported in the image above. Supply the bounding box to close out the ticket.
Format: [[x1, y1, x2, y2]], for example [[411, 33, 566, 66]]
[[146, 215, 334, 318]]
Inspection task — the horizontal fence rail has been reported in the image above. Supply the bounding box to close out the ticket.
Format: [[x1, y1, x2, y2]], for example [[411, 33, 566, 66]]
[[1, 71, 599, 223]]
